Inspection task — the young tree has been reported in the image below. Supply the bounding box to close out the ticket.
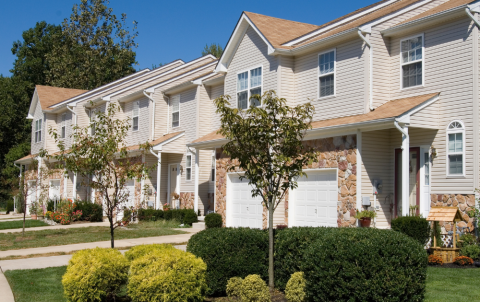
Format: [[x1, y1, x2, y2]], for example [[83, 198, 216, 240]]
[[201, 43, 224, 59], [214, 90, 317, 290], [49, 102, 152, 248]]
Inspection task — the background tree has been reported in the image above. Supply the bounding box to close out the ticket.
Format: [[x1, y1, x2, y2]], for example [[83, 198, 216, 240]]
[[202, 43, 224, 59], [214, 90, 317, 290], [50, 102, 152, 248], [46, 0, 139, 90]]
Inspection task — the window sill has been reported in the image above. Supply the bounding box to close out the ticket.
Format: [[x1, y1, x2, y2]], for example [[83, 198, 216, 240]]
[[316, 95, 336, 101], [400, 85, 424, 91], [446, 175, 466, 179]]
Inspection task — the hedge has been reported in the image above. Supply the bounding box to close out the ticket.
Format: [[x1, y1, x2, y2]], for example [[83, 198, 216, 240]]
[[300, 228, 427, 302], [137, 208, 197, 225], [205, 213, 223, 228], [187, 228, 268, 296], [391, 216, 430, 245], [74, 201, 103, 222]]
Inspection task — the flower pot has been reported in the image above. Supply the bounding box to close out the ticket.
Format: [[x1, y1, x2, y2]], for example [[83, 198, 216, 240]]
[[31, 214, 37, 220], [38, 215, 44, 220], [474, 261, 480, 268], [359, 217, 371, 228]]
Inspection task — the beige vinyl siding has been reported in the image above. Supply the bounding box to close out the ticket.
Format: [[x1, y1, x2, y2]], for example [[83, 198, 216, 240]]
[[409, 101, 440, 129], [45, 113, 57, 153], [273, 198, 286, 227], [278, 55, 295, 105], [161, 135, 186, 154], [125, 97, 150, 146], [198, 149, 214, 213], [66, 171, 75, 199], [209, 84, 224, 130], [169, 87, 197, 144], [56, 110, 73, 150], [294, 38, 365, 121], [31, 102, 45, 155], [198, 85, 212, 137]]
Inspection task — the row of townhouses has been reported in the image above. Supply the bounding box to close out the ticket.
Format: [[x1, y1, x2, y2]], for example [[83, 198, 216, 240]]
[[16, 0, 480, 230]]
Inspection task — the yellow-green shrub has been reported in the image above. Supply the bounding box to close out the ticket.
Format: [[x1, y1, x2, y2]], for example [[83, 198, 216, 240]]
[[226, 277, 243, 298], [62, 248, 129, 302], [285, 272, 306, 302], [127, 248, 208, 302], [240, 274, 271, 302], [124, 244, 175, 261]]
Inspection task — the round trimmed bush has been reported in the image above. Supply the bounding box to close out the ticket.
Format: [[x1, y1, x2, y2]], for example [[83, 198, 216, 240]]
[[300, 228, 427, 302], [205, 213, 223, 228], [285, 272, 306, 302], [460, 244, 480, 260], [240, 274, 271, 302], [226, 277, 243, 298], [391, 216, 430, 245], [187, 227, 268, 296], [124, 244, 176, 261], [127, 248, 207, 302], [183, 209, 198, 226], [62, 248, 129, 302]]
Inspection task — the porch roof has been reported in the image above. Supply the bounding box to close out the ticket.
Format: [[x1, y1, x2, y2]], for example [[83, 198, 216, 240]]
[[188, 92, 440, 149], [126, 131, 185, 152]]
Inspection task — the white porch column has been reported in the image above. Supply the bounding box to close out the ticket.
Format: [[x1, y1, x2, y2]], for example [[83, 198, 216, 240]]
[[140, 154, 145, 204], [36, 157, 42, 201], [72, 173, 77, 200], [356, 130, 362, 210], [63, 170, 68, 199], [156, 152, 161, 209], [401, 125, 410, 216], [194, 148, 200, 214]]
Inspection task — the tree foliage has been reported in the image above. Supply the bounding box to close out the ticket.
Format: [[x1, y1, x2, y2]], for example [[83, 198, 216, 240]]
[[46, 0, 139, 90], [214, 90, 317, 289], [202, 43, 224, 59]]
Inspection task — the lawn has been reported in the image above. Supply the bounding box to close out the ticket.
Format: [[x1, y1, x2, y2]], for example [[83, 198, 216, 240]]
[[5, 266, 479, 302], [0, 220, 186, 251], [0, 219, 48, 230]]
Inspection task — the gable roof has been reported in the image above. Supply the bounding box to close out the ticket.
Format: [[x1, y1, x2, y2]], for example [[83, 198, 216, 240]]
[[36, 85, 88, 110], [394, 0, 475, 26]]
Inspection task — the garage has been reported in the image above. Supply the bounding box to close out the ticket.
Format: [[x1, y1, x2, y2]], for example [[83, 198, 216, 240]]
[[290, 169, 338, 227], [227, 174, 263, 229]]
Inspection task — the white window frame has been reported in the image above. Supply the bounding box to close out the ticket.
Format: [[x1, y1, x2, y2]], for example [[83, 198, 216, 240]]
[[132, 101, 139, 132], [61, 113, 66, 139], [446, 120, 466, 177], [185, 154, 192, 181], [89, 108, 97, 136], [399, 33, 425, 90], [236, 65, 263, 109], [35, 119, 42, 143], [171, 95, 180, 128], [317, 48, 336, 99]]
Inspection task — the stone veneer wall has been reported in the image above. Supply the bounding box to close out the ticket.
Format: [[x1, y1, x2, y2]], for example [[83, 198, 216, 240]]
[[431, 194, 476, 233], [215, 135, 358, 228], [180, 192, 195, 209]]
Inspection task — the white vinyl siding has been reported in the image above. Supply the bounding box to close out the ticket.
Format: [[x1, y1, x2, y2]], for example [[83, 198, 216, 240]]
[[446, 121, 465, 176], [171, 95, 180, 128], [237, 66, 262, 109], [318, 49, 335, 97], [400, 35, 424, 89]]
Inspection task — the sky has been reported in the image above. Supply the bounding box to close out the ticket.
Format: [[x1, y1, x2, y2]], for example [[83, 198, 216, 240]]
[[0, 0, 378, 77]]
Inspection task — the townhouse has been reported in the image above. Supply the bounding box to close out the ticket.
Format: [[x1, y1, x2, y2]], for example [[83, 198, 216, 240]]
[[16, 0, 480, 233]]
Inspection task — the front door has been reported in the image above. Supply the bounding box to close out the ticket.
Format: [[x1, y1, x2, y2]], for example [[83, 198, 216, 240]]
[[49, 180, 61, 201], [169, 164, 179, 206], [395, 147, 420, 217]]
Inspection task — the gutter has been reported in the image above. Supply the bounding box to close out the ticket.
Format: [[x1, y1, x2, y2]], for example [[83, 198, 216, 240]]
[[143, 90, 156, 141], [357, 27, 374, 111]]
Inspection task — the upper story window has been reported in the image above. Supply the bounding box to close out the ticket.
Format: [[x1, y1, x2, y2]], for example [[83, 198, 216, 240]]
[[318, 49, 335, 98], [237, 66, 262, 109], [132, 101, 139, 131], [34, 119, 42, 143], [61, 113, 66, 139], [89, 109, 98, 136], [446, 121, 465, 176], [171, 95, 180, 128], [401, 35, 423, 89], [186, 154, 192, 181]]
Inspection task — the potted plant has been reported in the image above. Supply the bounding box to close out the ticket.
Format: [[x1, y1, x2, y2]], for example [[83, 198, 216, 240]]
[[37, 206, 45, 220], [29, 202, 39, 220], [354, 209, 377, 228]]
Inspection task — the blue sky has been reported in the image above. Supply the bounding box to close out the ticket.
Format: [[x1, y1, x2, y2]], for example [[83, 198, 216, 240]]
[[0, 0, 377, 77]]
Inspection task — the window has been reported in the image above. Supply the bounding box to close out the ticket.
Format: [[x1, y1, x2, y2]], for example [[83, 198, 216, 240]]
[[401, 35, 423, 88], [446, 121, 465, 176], [318, 50, 335, 97], [211, 155, 215, 182], [172, 95, 180, 128], [61, 113, 66, 139], [132, 101, 139, 131], [35, 119, 42, 143], [424, 152, 430, 185], [186, 154, 192, 181], [237, 66, 262, 109], [89, 109, 97, 135]]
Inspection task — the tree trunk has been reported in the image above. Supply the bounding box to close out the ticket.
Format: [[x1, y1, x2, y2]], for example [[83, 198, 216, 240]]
[[22, 198, 26, 237], [268, 201, 274, 290], [109, 217, 115, 248]]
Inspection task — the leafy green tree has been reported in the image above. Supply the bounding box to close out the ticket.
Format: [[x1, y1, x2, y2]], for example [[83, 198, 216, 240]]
[[214, 90, 317, 290], [46, 0, 139, 90], [202, 43, 224, 59], [49, 102, 153, 247]]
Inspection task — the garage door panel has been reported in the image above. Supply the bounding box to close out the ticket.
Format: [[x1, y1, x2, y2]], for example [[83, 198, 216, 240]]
[[228, 174, 263, 229]]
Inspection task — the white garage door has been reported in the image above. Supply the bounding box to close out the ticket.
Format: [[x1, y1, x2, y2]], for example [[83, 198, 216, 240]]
[[229, 174, 263, 229], [292, 170, 338, 227]]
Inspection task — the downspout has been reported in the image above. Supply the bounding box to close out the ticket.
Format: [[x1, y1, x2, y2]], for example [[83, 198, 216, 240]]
[[163, 92, 170, 135], [67, 105, 77, 199], [466, 7, 480, 28], [143, 90, 156, 141], [358, 28, 374, 111], [149, 149, 161, 210]]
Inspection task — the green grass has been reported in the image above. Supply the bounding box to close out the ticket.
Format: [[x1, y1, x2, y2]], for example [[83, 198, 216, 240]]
[[0, 220, 185, 251], [425, 266, 480, 302], [0, 219, 48, 230], [5, 266, 67, 302]]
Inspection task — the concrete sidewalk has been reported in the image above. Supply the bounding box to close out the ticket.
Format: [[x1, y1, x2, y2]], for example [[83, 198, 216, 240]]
[[0, 221, 109, 234], [0, 228, 198, 258]]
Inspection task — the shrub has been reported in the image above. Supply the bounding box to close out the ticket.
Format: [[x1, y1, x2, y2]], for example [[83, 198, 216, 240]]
[[6, 200, 14, 213], [164, 209, 173, 220], [428, 255, 443, 266], [127, 248, 208, 302], [240, 274, 271, 302], [391, 216, 430, 245], [137, 208, 164, 221], [459, 233, 477, 247], [226, 277, 243, 298], [74, 200, 103, 222], [124, 244, 176, 261], [183, 209, 198, 226], [205, 213, 223, 228], [187, 227, 268, 296], [46, 199, 55, 212], [460, 244, 480, 260], [299, 228, 427, 302], [454, 255, 474, 266], [62, 248, 129, 302], [285, 272, 306, 302]]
